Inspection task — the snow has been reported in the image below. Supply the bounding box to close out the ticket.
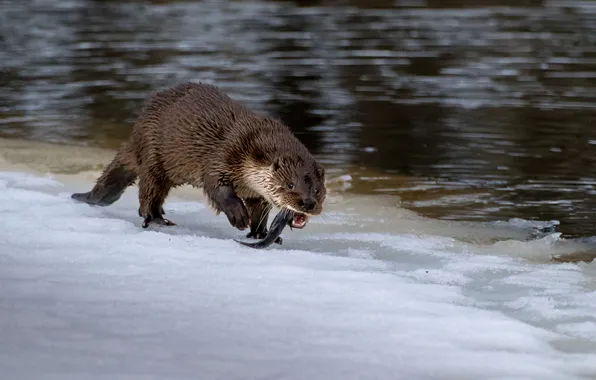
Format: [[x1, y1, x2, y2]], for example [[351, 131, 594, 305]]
[[2, 170, 596, 380]]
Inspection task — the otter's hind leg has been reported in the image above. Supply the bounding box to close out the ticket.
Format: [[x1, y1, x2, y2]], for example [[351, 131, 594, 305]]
[[71, 149, 138, 207], [245, 198, 282, 245], [138, 174, 175, 228]]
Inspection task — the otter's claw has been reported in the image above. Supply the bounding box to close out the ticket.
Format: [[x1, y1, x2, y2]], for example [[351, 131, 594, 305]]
[[142, 215, 176, 228]]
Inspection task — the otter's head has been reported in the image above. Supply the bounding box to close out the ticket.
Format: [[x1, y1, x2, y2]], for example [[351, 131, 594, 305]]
[[268, 155, 326, 228]]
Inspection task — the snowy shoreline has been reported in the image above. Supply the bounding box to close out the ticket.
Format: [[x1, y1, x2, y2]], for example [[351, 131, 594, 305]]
[[2, 141, 596, 379]]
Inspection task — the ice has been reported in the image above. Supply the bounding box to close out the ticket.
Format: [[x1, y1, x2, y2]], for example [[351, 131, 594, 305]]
[[2, 170, 596, 380]]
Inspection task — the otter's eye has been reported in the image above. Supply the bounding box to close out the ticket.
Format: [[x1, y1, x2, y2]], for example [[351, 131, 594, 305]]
[[287, 183, 295, 190], [315, 189, 320, 195]]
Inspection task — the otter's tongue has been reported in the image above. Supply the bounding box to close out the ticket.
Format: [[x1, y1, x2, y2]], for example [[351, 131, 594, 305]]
[[291, 213, 307, 229]]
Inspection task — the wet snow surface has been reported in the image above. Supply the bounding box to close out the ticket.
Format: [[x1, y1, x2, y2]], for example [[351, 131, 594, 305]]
[[1, 171, 596, 380]]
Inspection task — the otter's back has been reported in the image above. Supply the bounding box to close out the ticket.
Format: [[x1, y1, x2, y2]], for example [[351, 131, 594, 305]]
[[130, 82, 265, 184]]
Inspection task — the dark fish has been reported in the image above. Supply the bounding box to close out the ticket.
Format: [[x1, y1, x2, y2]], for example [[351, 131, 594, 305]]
[[235, 209, 294, 249]]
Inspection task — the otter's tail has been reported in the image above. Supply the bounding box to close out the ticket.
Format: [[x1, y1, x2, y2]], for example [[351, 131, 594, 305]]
[[71, 146, 138, 207]]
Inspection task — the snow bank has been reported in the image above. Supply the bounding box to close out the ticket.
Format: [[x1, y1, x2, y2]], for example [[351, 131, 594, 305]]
[[1, 171, 596, 380]]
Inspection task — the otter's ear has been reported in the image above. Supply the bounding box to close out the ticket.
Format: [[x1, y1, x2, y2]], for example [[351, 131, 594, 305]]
[[272, 157, 280, 171], [317, 166, 325, 178]]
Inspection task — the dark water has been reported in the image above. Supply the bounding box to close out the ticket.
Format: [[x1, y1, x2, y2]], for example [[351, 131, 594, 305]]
[[2, 0, 596, 238]]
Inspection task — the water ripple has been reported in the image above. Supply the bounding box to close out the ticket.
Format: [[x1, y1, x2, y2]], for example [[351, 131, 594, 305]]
[[2, 0, 596, 236]]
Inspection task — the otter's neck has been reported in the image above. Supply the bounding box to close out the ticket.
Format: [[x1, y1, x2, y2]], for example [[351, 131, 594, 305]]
[[239, 162, 279, 205]]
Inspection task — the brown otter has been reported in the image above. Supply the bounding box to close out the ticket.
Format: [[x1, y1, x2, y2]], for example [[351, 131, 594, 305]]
[[71, 82, 327, 244]]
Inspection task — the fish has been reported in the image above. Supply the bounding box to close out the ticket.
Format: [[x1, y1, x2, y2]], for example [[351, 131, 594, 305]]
[[234, 209, 306, 249]]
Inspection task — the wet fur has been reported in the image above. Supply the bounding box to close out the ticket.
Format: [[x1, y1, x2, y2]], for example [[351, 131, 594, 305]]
[[71, 82, 327, 238]]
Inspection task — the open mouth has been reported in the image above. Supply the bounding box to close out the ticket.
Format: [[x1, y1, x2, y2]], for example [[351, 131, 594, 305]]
[[290, 213, 308, 229]]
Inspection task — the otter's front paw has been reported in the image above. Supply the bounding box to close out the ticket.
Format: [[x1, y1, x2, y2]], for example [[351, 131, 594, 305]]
[[221, 196, 250, 230], [246, 230, 283, 245]]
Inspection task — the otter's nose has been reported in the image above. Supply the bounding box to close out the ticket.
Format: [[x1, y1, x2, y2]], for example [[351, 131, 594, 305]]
[[300, 198, 316, 212]]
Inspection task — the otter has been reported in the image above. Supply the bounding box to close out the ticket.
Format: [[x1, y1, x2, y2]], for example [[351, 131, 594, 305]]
[[71, 82, 327, 244]]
